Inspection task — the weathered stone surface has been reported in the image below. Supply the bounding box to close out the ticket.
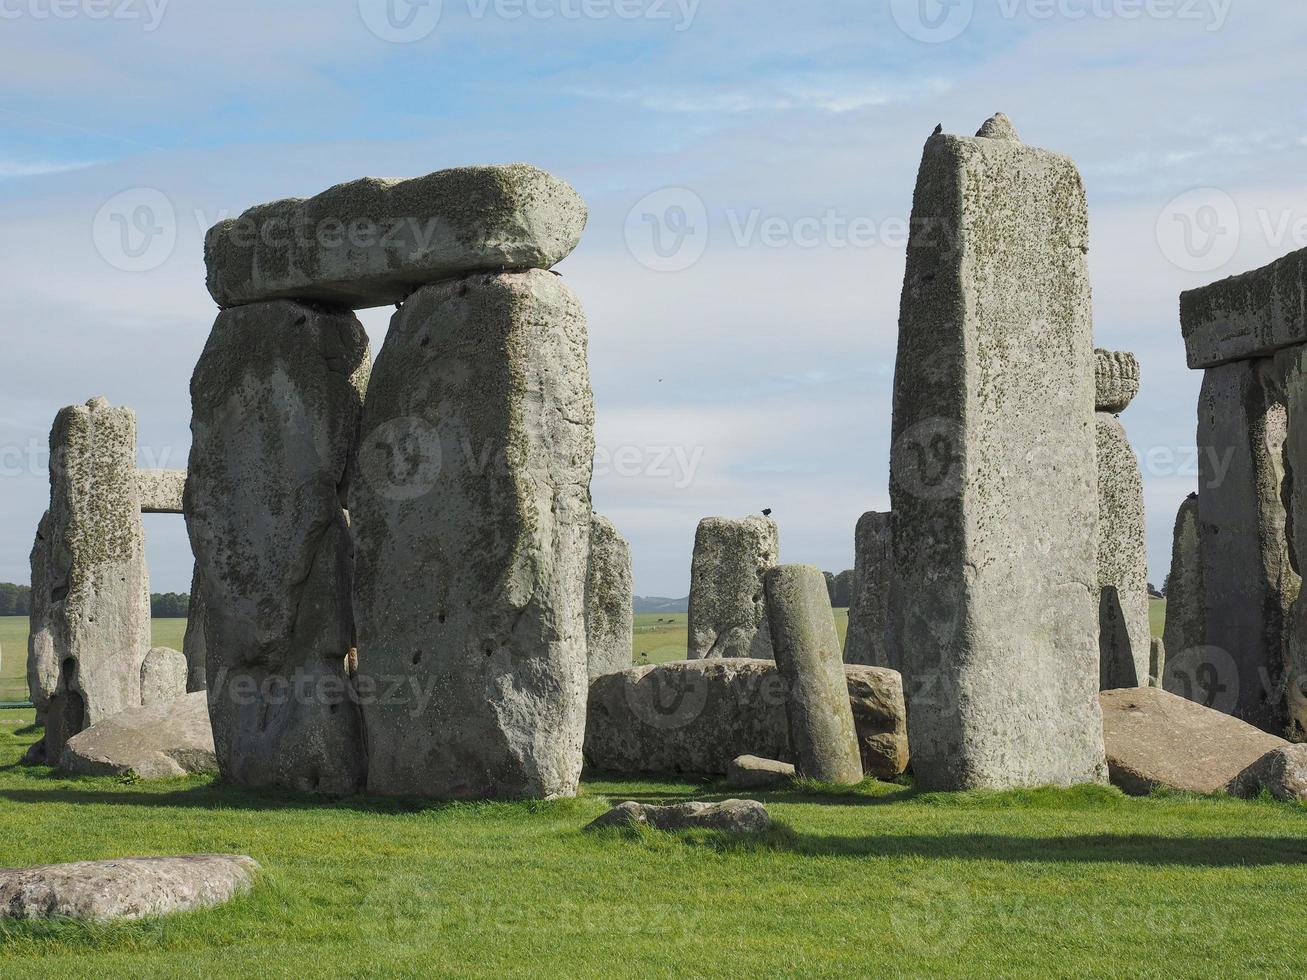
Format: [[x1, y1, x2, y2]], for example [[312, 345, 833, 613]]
[[140, 647, 187, 706], [725, 755, 795, 789], [1276, 346, 1307, 740], [34, 398, 151, 765], [59, 691, 217, 779], [182, 562, 207, 693], [1161, 494, 1205, 679], [1100, 687, 1286, 795], [186, 301, 370, 795], [585, 799, 770, 834], [136, 469, 186, 514], [686, 516, 778, 659], [1097, 414, 1150, 690], [0, 855, 258, 922], [1194, 358, 1296, 733], [1181, 246, 1307, 369], [888, 117, 1105, 790], [1095, 349, 1140, 413], [27, 510, 56, 726], [1149, 637, 1166, 688], [205, 164, 587, 310], [1227, 744, 1307, 802], [584, 659, 906, 778], [585, 514, 633, 679], [845, 511, 893, 668], [764, 565, 862, 784], [353, 269, 594, 800]]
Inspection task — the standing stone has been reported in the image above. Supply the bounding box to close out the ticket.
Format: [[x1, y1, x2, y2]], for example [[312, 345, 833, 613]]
[[1095, 350, 1149, 690], [686, 516, 778, 659], [182, 562, 207, 693], [1274, 345, 1307, 740], [844, 511, 894, 668], [140, 647, 188, 706], [1194, 358, 1295, 734], [27, 511, 56, 728], [186, 301, 370, 795], [888, 115, 1106, 790], [585, 514, 634, 679], [1161, 494, 1205, 686], [352, 269, 594, 800], [764, 565, 863, 784], [1150, 637, 1166, 689], [34, 398, 151, 764]]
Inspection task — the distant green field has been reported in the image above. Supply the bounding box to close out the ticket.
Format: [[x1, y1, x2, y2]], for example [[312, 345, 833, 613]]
[[1150, 598, 1166, 640], [635, 609, 849, 665]]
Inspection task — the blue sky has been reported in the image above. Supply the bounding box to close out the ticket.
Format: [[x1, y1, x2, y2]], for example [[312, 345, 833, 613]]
[[1, 0, 1305, 596]]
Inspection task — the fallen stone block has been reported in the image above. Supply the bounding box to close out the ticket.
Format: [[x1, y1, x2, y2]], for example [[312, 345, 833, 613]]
[[59, 691, 217, 779], [725, 755, 794, 789], [585, 799, 770, 834], [0, 855, 258, 922], [1100, 687, 1287, 795], [205, 163, 586, 310], [1226, 744, 1307, 802]]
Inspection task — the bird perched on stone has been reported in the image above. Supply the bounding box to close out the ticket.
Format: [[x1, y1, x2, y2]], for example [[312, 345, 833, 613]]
[[761, 508, 772, 517], [932, 123, 943, 136]]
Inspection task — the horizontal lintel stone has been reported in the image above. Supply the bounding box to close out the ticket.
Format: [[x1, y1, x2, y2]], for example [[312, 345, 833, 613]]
[[137, 469, 186, 514], [1180, 246, 1307, 369]]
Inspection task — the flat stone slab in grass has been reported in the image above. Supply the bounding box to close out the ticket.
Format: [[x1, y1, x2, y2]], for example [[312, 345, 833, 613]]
[[60, 691, 217, 779], [0, 855, 258, 922], [585, 800, 770, 833], [205, 163, 587, 310], [1100, 687, 1287, 795]]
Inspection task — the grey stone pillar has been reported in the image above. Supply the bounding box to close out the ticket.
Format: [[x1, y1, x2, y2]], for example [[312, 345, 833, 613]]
[[585, 514, 634, 679], [844, 511, 893, 668], [686, 516, 778, 659]]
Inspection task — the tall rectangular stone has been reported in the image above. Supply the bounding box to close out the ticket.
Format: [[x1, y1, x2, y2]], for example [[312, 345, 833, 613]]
[[352, 269, 595, 800], [1194, 358, 1296, 734], [1273, 345, 1307, 739], [186, 301, 370, 795], [585, 513, 634, 679], [1160, 494, 1205, 675], [888, 115, 1106, 791], [843, 511, 894, 669], [686, 516, 778, 660]]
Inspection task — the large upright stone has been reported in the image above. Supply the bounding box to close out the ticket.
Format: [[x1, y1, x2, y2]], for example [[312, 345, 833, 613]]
[[186, 301, 370, 795], [844, 511, 893, 668], [585, 513, 634, 679], [888, 115, 1106, 790], [1194, 358, 1296, 734], [1181, 246, 1307, 369], [686, 516, 778, 660], [352, 269, 595, 800], [1095, 351, 1149, 690], [205, 164, 587, 310], [27, 511, 56, 726], [182, 561, 207, 693], [1161, 494, 1205, 675], [32, 398, 151, 764], [764, 565, 863, 784], [1274, 345, 1307, 739]]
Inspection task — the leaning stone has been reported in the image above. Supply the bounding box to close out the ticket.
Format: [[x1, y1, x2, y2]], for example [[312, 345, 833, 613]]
[[1094, 349, 1140, 413], [889, 116, 1105, 790], [585, 514, 634, 679], [584, 659, 907, 778], [844, 512, 893, 668], [725, 755, 795, 789], [686, 516, 778, 659], [205, 164, 587, 310], [1226, 744, 1307, 802], [1180, 246, 1307, 369], [764, 565, 863, 784], [1096, 413, 1150, 689], [0, 855, 258, 922], [1192, 358, 1293, 733], [1161, 494, 1205, 677], [353, 270, 594, 800], [136, 469, 186, 514], [36, 398, 151, 764], [59, 691, 217, 779], [186, 301, 370, 795], [140, 647, 187, 706], [584, 799, 770, 834], [1100, 687, 1287, 795]]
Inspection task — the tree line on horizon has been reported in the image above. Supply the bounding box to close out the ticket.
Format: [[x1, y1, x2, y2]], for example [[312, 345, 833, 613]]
[[0, 583, 189, 618]]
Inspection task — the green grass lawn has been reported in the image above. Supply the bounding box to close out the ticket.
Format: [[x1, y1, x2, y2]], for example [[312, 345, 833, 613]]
[[635, 609, 849, 666], [1150, 598, 1167, 640], [2, 714, 1306, 977]]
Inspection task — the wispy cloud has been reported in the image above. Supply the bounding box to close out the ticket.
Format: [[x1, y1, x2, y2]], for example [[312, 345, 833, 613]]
[[571, 74, 953, 115]]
